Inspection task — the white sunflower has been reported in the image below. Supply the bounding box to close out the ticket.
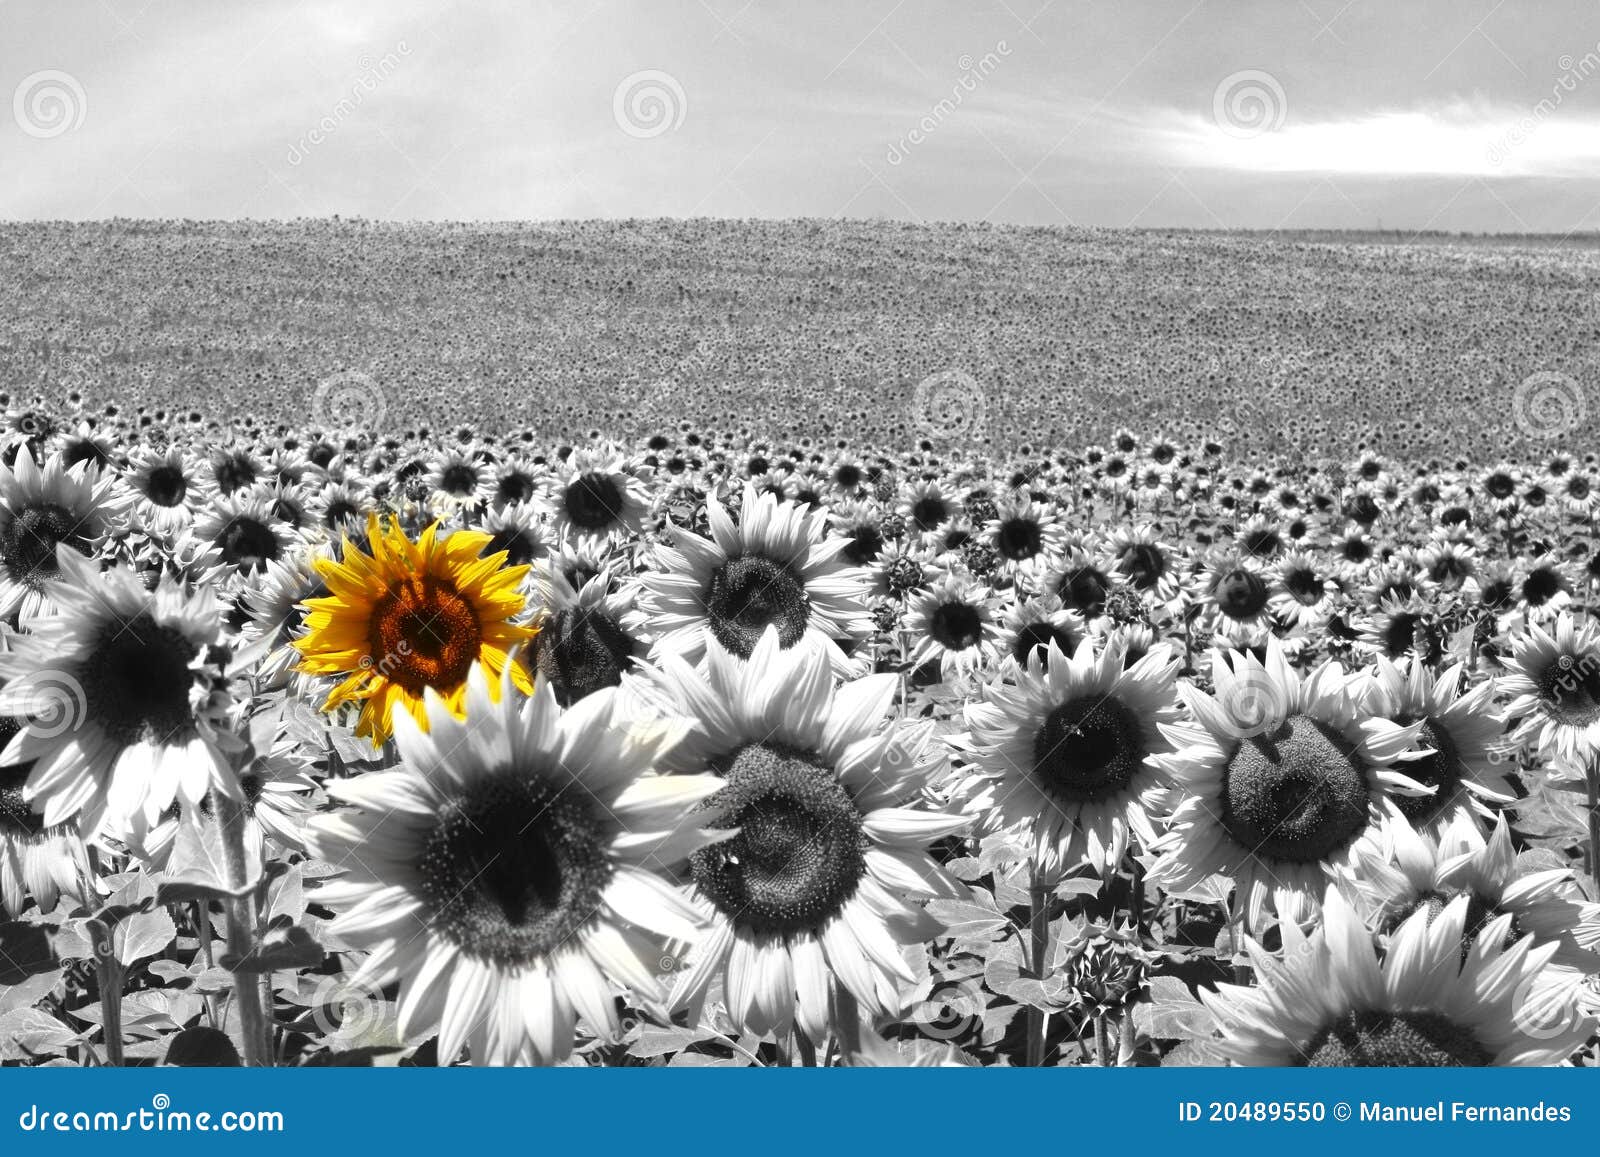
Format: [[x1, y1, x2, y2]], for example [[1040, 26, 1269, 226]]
[[959, 635, 1182, 877], [1149, 637, 1429, 930], [632, 480, 873, 677], [304, 663, 725, 1066], [629, 629, 968, 1048]]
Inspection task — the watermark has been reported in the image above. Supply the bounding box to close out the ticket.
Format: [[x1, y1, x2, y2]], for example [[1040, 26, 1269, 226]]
[[912, 368, 987, 444], [1510, 971, 1585, 1041], [1213, 663, 1290, 739], [0, 669, 88, 740], [287, 43, 411, 166], [312, 369, 387, 431], [612, 70, 687, 139], [17, 1094, 283, 1133], [904, 961, 985, 1042], [1513, 371, 1587, 440], [309, 974, 387, 1046], [12, 70, 87, 139], [886, 42, 1012, 165], [1212, 70, 1287, 139], [1488, 43, 1600, 167]]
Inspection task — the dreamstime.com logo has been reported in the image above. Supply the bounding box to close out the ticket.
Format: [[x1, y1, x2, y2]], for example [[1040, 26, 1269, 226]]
[[1212, 69, 1287, 139], [912, 368, 987, 444], [17, 1094, 284, 1134], [2, 669, 89, 740], [312, 370, 388, 431], [612, 70, 687, 139], [1513, 371, 1587, 440], [1488, 43, 1600, 168], [885, 42, 1012, 165], [1214, 665, 1290, 739], [12, 69, 87, 138], [286, 43, 411, 166]]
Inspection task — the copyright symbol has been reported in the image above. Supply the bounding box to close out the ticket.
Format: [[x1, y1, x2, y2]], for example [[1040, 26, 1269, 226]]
[[1333, 1102, 1351, 1121]]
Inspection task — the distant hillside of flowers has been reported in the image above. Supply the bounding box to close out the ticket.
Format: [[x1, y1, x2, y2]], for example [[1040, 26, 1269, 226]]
[[1, 399, 1598, 1067], [1, 219, 1595, 460]]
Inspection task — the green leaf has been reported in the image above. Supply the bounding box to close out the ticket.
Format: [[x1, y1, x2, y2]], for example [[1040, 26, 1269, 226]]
[[1133, 976, 1217, 1042], [926, 898, 1008, 943], [114, 907, 176, 966], [0, 1007, 80, 1060], [221, 921, 324, 973]]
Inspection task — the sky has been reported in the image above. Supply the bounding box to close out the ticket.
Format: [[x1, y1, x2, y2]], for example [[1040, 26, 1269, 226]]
[[4, 0, 1600, 230]]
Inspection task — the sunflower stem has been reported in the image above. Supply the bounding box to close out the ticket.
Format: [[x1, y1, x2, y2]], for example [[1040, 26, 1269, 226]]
[[795, 1029, 818, 1067], [1094, 1012, 1110, 1066], [1228, 901, 1249, 985], [834, 987, 863, 1065], [194, 901, 221, 1029], [215, 791, 271, 1067], [89, 916, 123, 1067], [1585, 756, 1600, 899], [1117, 1012, 1136, 1066], [1025, 870, 1051, 1067]]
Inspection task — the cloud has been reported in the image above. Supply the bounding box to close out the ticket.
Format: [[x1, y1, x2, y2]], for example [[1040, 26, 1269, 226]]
[[1155, 99, 1600, 179]]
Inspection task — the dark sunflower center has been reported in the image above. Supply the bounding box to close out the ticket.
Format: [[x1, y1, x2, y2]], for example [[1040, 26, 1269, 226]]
[[1340, 537, 1372, 564], [216, 516, 280, 574], [1538, 655, 1600, 726], [368, 578, 482, 695], [534, 607, 634, 706], [324, 500, 359, 528], [483, 527, 540, 567], [1242, 529, 1282, 558], [1347, 494, 1380, 525], [1390, 716, 1463, 823], [419, 772, 613, 966], [1395, 889, 1509, 952], [996, 518, 1043, 561], [1522, 567, 1566, 606], [1215, 568, 1269, 619], [689, 743, 866, 935], [82, 614, 199, 747], [212, 454, 256, 495], [929, 600, 983, 651], [1, 502, 91, 587], [1284, 566, 1324, 605], [910, 496, 948, 531], [1568, 476, 1592, 500], [705, 554, 808, 657], [1381, 612, 1443, 664], [1117, 543, 1166, 590], [1485, 473, 1515, 499], [841, 525, 884, 565], [1011, 621, 1078, 666], [143, 465, 189, 508], [563, 473, 624, 530], [439, 463, 479, 497], [496, 472, 538, 504], [1221, 714, 1369, 862], [0, 716, 44, 835], [1303, 1010, 1489, 1067], [1059, 567, 1109, 616], [1033, 695, 1146, 803]]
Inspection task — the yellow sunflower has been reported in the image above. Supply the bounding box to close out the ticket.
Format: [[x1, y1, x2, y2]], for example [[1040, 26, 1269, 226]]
[[295, 515, 537, 745]]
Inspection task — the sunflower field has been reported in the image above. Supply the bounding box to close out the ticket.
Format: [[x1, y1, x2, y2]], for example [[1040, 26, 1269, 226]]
[[2, 400, 1599, 1069]]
